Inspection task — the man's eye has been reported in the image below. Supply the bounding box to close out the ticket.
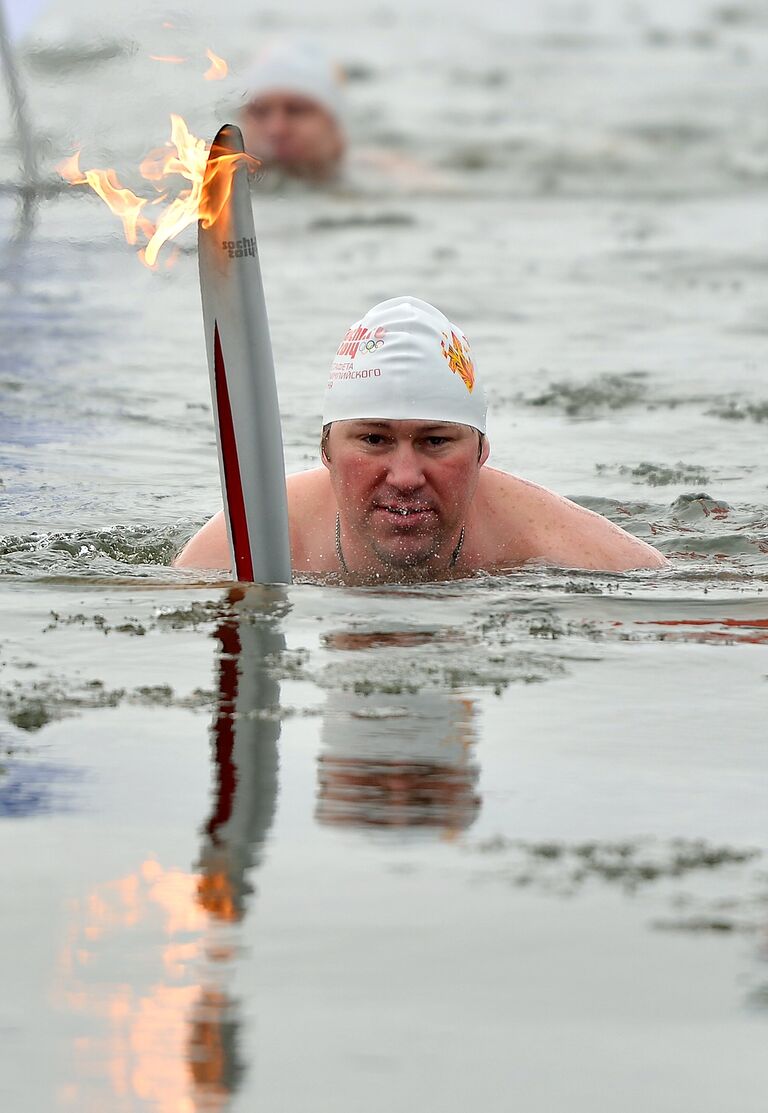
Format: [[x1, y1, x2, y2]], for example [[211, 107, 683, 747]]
[[362, 434, 385, 446], [426, 437, 449, 447]]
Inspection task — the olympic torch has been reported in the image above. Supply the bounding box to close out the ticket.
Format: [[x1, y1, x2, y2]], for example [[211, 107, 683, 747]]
[[198, 124, 291, 584]]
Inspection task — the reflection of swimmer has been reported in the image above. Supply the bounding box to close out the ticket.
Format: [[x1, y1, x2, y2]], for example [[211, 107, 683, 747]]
[[176, 296, 668, 579], [237, 39, 346, 183], [317, 628, 480, 833], [317, 692, 480, 832]]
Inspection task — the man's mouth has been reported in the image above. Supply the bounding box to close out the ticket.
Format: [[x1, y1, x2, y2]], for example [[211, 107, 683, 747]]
[[373, 503, 436, 526]]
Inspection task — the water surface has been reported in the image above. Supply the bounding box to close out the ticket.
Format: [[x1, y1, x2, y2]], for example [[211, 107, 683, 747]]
[[1, 1, 767, 1110]]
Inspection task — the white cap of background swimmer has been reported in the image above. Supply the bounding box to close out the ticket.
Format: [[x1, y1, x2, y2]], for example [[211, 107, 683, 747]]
[[323, 296, 487, 433], [240, 39, 345, 125]]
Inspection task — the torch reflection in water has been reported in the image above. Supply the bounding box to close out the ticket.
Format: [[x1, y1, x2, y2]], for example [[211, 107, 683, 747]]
[[317, 631, 481, 835], [56, 587, 285, 1112]]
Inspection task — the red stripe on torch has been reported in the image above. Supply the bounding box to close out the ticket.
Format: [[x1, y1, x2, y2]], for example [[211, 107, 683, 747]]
[[214, 322, 254, 581]]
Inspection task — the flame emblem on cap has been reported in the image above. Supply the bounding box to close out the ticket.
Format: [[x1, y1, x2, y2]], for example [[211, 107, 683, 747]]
[[441, 331, 475, 393]]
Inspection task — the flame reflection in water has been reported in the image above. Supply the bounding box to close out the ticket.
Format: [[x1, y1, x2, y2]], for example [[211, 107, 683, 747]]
[[55, 587, 284, 1111], [55, 859, 242, 1112]]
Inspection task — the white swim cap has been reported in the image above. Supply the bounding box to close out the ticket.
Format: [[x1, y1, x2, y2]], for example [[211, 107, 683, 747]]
[[240, 39, 345, 125], [323, 296, 487, 433]]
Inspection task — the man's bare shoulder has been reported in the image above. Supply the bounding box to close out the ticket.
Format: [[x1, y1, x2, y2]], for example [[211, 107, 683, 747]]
[[472, 467, 667, 572], [173, 469, 333, 572], [286, 467, 332, 503], [173, 508, 229, 570], [476, 467, 546, 505], [286, 468, 337, 572]]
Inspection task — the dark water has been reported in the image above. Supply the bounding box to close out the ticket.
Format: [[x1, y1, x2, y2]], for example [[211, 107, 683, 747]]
[[1, 1, 767, 1110]]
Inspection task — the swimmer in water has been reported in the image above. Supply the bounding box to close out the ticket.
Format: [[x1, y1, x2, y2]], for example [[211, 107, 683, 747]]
[[175, 296, 668, 579], [237, 40, 346, 183]]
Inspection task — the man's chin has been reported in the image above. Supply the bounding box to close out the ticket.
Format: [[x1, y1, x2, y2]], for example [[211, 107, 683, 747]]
[[371, 539, 437, 571]]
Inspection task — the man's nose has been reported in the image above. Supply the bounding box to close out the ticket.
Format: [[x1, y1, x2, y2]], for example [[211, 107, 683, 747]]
[[386, 443, 426, 490]]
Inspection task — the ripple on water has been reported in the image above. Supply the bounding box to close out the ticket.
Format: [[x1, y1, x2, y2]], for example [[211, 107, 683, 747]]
[[595, 461, 711, 487], [573, 493, 768, 571], [502, 374, 768, 426], [465, 836, 767, 935], [0, 523, 200, 581]]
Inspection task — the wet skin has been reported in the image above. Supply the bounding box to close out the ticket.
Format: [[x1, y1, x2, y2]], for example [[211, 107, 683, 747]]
[[239, 91, 344, 181], [325, 419, 488, 578], [173, 418, 668, 577]]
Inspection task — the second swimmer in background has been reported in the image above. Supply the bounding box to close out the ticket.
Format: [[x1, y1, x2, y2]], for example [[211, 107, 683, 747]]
[[234, 38, 446, 190], [237, 39, 346, 183]]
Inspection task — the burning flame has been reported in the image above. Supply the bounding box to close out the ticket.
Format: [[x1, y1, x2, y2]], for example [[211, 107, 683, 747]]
[[204, 49, 228, 81], [57, 152, 153, 246], [57, 113, 257, 268]]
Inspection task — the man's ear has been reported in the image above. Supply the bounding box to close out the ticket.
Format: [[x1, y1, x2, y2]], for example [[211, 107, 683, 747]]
[[478, 434, 490, 467], [320, 423, 332, 468]]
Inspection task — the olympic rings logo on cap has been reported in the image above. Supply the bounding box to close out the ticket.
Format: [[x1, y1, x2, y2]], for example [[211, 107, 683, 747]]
[[336, 324, 386, 359]]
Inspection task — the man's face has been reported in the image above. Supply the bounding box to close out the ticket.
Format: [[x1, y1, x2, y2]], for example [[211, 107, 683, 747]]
[[324, 419, 488, 577], [240, 91, 344, 180]]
